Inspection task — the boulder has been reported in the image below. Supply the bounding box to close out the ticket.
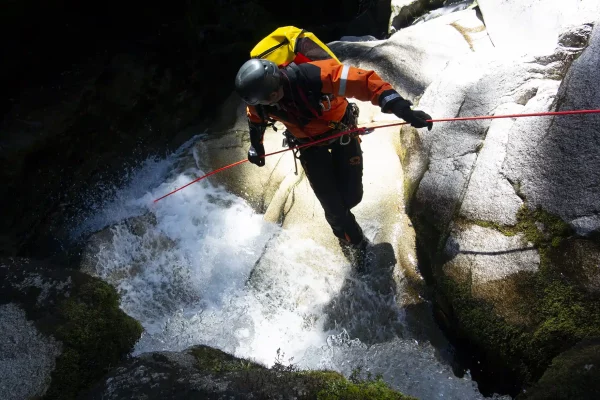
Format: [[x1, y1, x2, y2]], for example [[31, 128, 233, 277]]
[[400, 14, 600, 390], [329, 8, 491, 100], [80, 345, 417, 399], [517, 338, 600, 400], [0, 257, 143, 400], [0, 303, 62, 400]]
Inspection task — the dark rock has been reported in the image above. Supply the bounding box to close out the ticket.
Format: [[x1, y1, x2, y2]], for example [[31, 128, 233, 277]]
[[0, 257, 143, 400], [80, 345, 417, 399], [517, 338, 600, 400], [389, 0, 445, 32]]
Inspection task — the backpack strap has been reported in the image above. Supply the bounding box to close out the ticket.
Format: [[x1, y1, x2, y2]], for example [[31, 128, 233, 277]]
[[256, 105, 279, 132], [284, 63, 324, 118], [253, 38, 289, 60], [258, 62, 348, 134]]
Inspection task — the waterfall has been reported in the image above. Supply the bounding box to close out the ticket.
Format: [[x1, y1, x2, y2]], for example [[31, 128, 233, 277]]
[[75, 133, 509, 400]]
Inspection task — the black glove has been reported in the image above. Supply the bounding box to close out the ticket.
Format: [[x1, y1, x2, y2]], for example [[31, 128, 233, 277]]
[[391, 101, 433, 131], [248, 143, 265, 167]]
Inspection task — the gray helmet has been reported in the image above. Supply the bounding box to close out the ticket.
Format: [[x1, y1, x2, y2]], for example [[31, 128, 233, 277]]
[[235, 59, 281, 105]]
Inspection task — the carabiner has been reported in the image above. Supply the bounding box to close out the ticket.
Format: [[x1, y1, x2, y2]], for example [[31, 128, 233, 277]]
[[320, 95, 332, 112], [340, 134, 352, 146]]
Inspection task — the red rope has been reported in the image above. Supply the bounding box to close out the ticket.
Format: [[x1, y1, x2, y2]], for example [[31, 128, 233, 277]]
[[430, 109, 600, 122], [153, 108, 600, 203], [153, 160, 248, 203]]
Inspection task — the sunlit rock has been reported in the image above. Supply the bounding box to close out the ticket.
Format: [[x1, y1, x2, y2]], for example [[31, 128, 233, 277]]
[[478, 0, 600, 55], [403, 15, 600, 391], [330, 7, 491, 100]]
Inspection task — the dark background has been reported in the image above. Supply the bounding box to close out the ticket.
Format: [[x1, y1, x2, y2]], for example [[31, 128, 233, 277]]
[[0, 0, 390, 259]]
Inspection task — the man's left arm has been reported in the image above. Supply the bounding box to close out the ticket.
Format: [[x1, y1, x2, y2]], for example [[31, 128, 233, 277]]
[[311, 60, 433, 130]]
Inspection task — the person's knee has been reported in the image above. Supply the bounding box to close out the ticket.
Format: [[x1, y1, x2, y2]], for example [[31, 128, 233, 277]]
[[346, 187, 363, 209]]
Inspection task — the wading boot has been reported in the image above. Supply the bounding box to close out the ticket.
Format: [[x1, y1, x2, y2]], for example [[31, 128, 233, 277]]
[[338, 236, 372, 273]]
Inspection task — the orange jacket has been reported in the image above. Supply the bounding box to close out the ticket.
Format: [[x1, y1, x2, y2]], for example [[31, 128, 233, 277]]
[[246, 59, 396, 140]]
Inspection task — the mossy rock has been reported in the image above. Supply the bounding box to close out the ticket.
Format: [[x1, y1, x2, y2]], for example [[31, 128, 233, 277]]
[[190, 346, 418, 400], [518, 338, 600, 400], [0, 257, 143, 399], [431, 205, 600, 388], [81, 345, 416, 399], [313, 371, 418, 399]]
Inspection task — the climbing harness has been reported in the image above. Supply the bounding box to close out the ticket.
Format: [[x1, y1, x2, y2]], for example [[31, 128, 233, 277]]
[[281, 130, 301, 175]]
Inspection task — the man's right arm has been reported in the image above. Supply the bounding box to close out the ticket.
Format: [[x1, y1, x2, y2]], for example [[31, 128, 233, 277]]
[[247, 106, 267, 167]]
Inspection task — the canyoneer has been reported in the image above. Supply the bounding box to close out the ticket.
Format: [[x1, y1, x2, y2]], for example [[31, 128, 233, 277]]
[[234, 27, 434, 267]]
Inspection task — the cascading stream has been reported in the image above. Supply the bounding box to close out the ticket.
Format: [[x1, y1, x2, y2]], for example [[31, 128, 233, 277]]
[[75, 134, 509, 400]]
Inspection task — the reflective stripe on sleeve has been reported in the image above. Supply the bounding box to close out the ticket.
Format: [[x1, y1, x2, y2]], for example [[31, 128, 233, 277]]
[[338, 64, 351, 96], [380, 92, 401, 109]]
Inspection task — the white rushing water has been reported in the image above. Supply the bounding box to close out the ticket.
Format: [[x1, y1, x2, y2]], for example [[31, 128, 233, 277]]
[[74, 134, 509, 400]]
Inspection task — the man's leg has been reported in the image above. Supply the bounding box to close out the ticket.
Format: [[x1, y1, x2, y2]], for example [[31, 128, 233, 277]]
[[330, 136, 371, 269], [331, 136, 363, 210], [299, 145, 364, 245]]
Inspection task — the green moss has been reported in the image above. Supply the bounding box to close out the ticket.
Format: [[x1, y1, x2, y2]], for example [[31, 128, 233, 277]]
[[472, 205, 571, 245], [312, 371, 417, 400], [530, 279, 600, 359], [43, 278, 143, 400], [443, 205, 600, 384], [188, 346, 415, 399], [309, 367, 417, 399], [514, 206, 572, 248], [471, 219, 518, 236], [190, 345, 265, 374], [442, 268, 600, 380]]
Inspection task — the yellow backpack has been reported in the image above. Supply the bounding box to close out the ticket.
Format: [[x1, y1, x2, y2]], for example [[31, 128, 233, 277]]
[[250, 26, 340, 67]]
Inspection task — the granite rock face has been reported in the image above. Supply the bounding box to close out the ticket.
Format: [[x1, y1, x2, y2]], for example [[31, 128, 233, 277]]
[[402, 13, 600, 393]]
